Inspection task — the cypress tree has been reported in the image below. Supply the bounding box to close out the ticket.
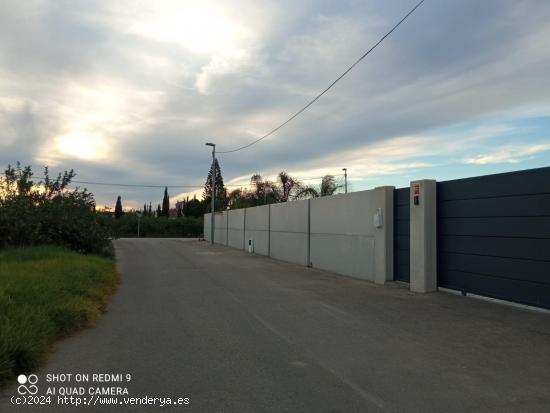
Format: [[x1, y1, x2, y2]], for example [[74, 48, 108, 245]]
[[143, 203, 147, 215], [114, 196, 124, 219], [156, 204, 161, 217], [162, 186, 170, 217], [203, 158, 227, 211], [148, 202, 152, 217]]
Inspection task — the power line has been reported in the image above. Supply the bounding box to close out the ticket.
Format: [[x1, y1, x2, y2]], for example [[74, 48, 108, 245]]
[[217, 0, 425, 154], [31, 173, 344, 190]]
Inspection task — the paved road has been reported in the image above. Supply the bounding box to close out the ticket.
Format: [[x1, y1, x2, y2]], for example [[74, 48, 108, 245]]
[[2, 238, 550, 412]]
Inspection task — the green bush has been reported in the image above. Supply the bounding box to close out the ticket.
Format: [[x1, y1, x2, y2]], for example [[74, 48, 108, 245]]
[[0, 246, 119, 385], [0, 163, 111, 255]]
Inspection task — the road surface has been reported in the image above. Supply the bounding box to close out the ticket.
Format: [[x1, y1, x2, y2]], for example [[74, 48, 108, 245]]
[[2, 238, 550, 412]]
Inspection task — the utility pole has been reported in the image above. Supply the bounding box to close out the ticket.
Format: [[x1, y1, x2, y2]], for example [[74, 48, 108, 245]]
[[342, 168, 348, 194], [206, 142, 216, 244]]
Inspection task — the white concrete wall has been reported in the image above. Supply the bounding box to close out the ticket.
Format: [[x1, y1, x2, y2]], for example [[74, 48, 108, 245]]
[[204, 187, 394, 285], [309, 187, 393, 283], [244, 205, 270, 256], [213, 211, 227, 245], [227, 209, 245, 250], [269, 200, 309, 266]]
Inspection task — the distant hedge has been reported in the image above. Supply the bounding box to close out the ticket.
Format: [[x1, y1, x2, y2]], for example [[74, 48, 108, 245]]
[[100, 213, 203, 238]]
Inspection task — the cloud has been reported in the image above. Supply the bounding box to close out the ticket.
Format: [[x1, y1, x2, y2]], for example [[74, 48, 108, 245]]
[[464, 143, 550, 165]]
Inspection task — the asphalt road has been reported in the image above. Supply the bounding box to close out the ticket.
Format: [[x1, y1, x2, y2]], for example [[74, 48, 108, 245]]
[[2, 238, 550, 412]]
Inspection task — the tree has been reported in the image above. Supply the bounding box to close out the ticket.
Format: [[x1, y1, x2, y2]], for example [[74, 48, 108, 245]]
[[176, 201, 183, 218], [227, 188, 256, 209], [148, 202, 152, 217], [276, 171, 301, 202], [143, 203, 147, 215], [250, 174, 278, 205], [114, 196, 124, 219], [161, 187, 170, 217], [295, 174, 342, 199], [156, 204, 161, 217], [184, 197, 204, 217], [225, 171, 303, 209], [203, 158, 227, 211]]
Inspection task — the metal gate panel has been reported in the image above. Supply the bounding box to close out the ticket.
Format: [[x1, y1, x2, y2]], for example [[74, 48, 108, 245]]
[[394, 187, 410, 282], [437, 166, 550, 309]]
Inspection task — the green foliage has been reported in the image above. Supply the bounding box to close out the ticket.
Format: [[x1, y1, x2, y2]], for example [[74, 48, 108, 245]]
[[277, 171, 302, 202], [101, 213, 203, 238], [227, 171, 302, 209], [114, 195, 123, 219], [203, 158, 227, 211], [295, 174, 342, 199], [183, 197, 205, 217], [161, 187, 170, 217], [0, 246, 119, 385], [0, 163, 111, 255]]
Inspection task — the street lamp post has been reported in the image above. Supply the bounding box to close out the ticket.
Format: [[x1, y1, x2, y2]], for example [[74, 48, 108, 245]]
[[205, 142, 216, 244], [342, 168, 348, 194]]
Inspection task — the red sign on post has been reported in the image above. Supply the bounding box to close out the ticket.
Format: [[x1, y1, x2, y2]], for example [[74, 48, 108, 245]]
[[413, 183, 420, 205]]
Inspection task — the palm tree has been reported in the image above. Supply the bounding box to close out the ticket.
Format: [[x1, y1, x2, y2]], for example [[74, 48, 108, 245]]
[[295, 175, 342, 199], [276, 171, 301, 202], [228, 188, 244, 208], [250, 173, 279, 204]]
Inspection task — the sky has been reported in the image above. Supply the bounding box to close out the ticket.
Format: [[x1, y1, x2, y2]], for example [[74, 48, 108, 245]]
[[1, 0, 550, 209]]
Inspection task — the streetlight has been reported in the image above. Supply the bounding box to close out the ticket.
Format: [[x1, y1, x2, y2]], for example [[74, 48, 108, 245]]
[[205, 142, 216, 244], [342, 168, 348, 194]]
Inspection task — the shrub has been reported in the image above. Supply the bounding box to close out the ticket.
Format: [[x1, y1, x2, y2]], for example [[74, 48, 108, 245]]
[[0, 163, 111, 255]]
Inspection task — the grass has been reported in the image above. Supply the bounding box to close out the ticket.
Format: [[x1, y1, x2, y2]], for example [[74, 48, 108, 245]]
[[0, 246, 119, 385]]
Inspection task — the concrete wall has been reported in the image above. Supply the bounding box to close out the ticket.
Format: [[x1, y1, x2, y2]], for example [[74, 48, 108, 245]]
[[227, 209, 245, 249], [244, 205, 270, 256], [213, 211, 227, 245], [269, 200, 309, 266], [309, 187, 393, 283], [203, 187, 394, 285]]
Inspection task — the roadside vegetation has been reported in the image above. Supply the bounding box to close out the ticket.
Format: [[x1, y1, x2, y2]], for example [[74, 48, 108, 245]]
[[0, 246, 118, 385], [0, 164, 119, 386], [224, 172, 346, 210], [0, 163, 111, 255], [101, 213, 203, 238]]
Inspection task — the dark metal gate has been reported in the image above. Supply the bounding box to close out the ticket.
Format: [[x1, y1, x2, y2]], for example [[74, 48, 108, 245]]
[[437, 167, 550, 309], [394, 187, 410, 282]]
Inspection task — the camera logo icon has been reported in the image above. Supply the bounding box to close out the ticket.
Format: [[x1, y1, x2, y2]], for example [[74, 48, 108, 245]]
[[17, 374, 39, 395]]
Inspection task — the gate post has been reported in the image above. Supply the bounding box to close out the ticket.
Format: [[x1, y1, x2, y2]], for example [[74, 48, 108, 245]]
[[374, 186, 395, 285], [410, 180, 437, 293]]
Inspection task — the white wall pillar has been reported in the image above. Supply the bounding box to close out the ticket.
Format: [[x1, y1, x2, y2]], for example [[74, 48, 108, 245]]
[[410, 180, 437, 293], [374, 186, 394, 285]]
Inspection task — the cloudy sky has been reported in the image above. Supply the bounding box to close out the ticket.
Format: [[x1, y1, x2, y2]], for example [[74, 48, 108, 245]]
[[1, 0, 550, 208]]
